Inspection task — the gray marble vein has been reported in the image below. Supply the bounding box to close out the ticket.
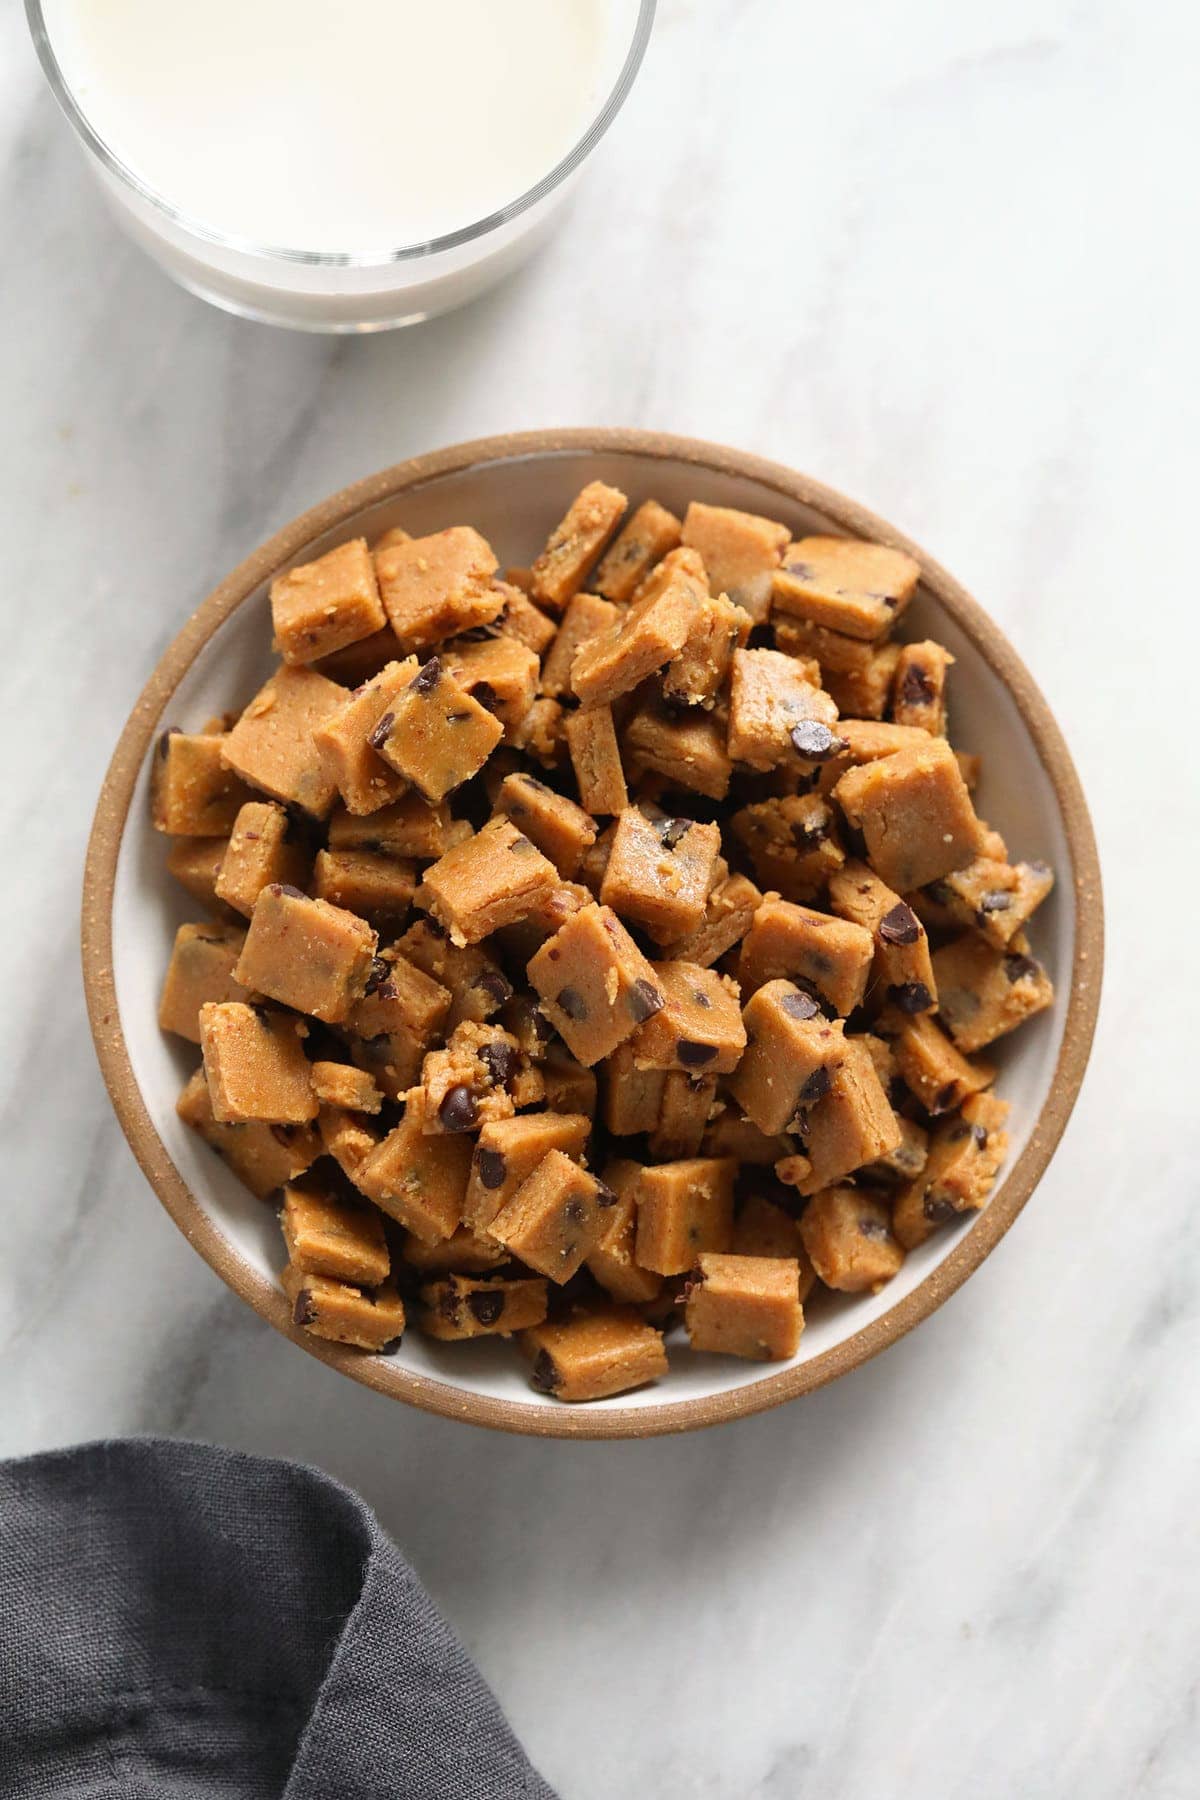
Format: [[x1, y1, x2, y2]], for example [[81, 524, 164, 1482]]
[[2, 0, 1198, 1794]]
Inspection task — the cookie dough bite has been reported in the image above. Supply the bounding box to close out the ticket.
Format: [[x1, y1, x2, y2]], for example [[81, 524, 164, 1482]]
[[662, 592, 753, 711], [283, 1264, 406, 1352], [417, 815, 559, 946], [891, 640, 953, 735], [214, 802, 310, 918], [177, 1068, 321, 1197], [510, 695, 567, 768], [624, 698, 733, 801], [270, 538, 386, 666], [729, 982, 847, 1136], [931, 932, 1055, 1053], [892, 1091, 1011, 1250], [827, 862, 938, 1015], [835, 737, 986, 892], [152, 730, 254, 836], [772, 536, 920, 640], [419, 1274, 549, 1341], [680, 500, 790, 624], [312, 657, 418, 815], [634, 1156, 737, 1275], [564, 704, 628, 817], [311, 848, 415, 923], [350, 949, 451, 1052], [521, 1306, 668, 1401], [463, 1111, 590, 1234], [308, 1060, 383, 1114], [822, 642, 902, 722], [799, 1186, 905, 1292], [793, 1037, 901, 1193], [222, 666, 349, 819], [279, 1181, 390, 1286], [158, 923, 247, 1042], [684, 1253, 803, 1361], [585, 1159, 663, 1305], [925, 857, 1054, 951], [439, 635, 540, 738], [736, 896, 873, 1016], [885, 1009, 995, 1116], [648, 1071, 717, 1159], [591, 498, 682, 602], [570, 557, 705, 705], [628, 961, 745, 1074], [726, 648, 843, 772], [494, 772, 597, 878], [317, 1105, 382, 1185], [601, 1040, 667, 1136], [599, 808, 720, 945], [528, 902, 665, 1066], [530, 480, 627, 612], [375, 526, 502, 648], [199, 1002, 316, 1126], [166, 838, 233, 914], [489, 581, 557, 656], [538, 592, 620, 698], [492, 880, 590, 966], [730, 794, 844, 902], [368, 655, 504, 804], [420, 1021, 526, 1134], [399, 1224, 509, 1277], [356, 1087, 473, 1242], [235, 884, 376, 1024], [488, 1150, 615, 1282], [732, 1193, 816, 1296]]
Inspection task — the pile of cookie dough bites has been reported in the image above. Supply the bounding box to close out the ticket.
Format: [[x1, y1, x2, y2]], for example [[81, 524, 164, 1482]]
[[154, 482, 1054, 1402]]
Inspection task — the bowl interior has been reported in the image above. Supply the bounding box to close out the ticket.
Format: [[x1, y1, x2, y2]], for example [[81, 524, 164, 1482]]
[[109, 447, 1077, 1420]]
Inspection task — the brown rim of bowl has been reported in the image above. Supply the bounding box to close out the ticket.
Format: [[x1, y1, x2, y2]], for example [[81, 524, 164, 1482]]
[[81, 428, 1103, 1440]]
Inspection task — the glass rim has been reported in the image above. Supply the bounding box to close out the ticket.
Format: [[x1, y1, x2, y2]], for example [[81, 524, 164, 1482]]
[[25, 0, 657, 268]]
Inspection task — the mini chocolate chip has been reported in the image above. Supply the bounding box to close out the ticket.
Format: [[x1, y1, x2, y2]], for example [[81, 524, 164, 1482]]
[[365, 955, 393, 994], [947, 1122, 973, 1142], [878, 902, 921, 946], [790, 720, 846, 761], [377, 1336, 404, 1356], [411, 656, 442, 695], [691, 989, 712, 1009], [659, 817, 692, 849], [475, 969, 512, 1006], [858, 1215, 889, 1240], [556, 987, 588, 1021], [785, 560, 815, 579], [627, 979, 664, 1023], [273, 883, 308, 899], [922, 1194, 958, 1225], [480, 1041, 518, 1089], [531, 1007, 554, 1042], [521, 773, 552, 793], [1004, 954, 1040, 983], [423, 915, 447, 938], [677, 1039, 717, 1068], [467, 1288, 505, 1327], [530, 1349, 560, 1393], [791, 816, 828, 849], [780, 988, 820, 1020], [798, 1066, 832, 1105], [595, 1181, 618, 1208], [891, 982, 933, 1014], [979, 890, 1013, 914], [439, 1288, 462, 1323], [472, 680, 501, 713], [509, 835, 537, 853], [439, 1084, 479, 1132], [898, 664, 935, 707], [476, 1147, 507, 1189], [932, 1081, 959, 1113], [368, 712, 395, 749], [158, 727, 179, 759], [445, 710, 472, 723], [292, 1290, 317, 1328], [973, 1124, 989, 1147], [564, 1198, 587, 1224]]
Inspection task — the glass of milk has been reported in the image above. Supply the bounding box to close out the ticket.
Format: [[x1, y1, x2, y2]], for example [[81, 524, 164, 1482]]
[[27, 0, 655, 331]]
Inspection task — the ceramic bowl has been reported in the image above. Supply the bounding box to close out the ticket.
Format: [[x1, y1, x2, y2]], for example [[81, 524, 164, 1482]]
[[82, 430, 1103, 1437]]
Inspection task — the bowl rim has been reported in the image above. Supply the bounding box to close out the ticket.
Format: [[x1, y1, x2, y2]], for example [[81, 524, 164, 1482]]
[[81, 428, 1104, 1439]]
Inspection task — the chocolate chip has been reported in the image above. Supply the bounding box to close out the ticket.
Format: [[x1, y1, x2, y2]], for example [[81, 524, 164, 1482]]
[[790, 814, 829, 849], [472, 680, 501, 713], [530, 1349, 560, 1394], [595, 1181, 618, 1208], [158, 727, 179, 759], [979, 890, 1013, 914], [556, 987, 588, 1021], [476, 1147, 507, 1189], [890, 982, 933, 1014], [509, 835, 537, 853], [780, 988, 820, 1020], [858, 1215, 890, 1240], [365, 955, 393, 994], [677, 1039, 717, 1068], [292, 1290, 317, 1328], [1004, 954, 1040, 984], [411, 656, 441, 695], [790, 721, 846, 761], [691, 989, 712, 1009], [922, 1195, 958, 1225], [878, 902, 921, 946], [785, 560, 815, 579], [272, 883, 308, 899], [932, 1081, 959, 1113], [973, 1124, 989, 1147], [377, 1336, 404, 1356], [439, 1084, 479, 1132], [520, 773, 552, 793], [475, 969, 512, 1006], [530, 1007, 554, 1042], [438, 1288, 462, 1324], [564, 1198, 587, 1223], [627, 979, 664, 1023], [480, 1041, 518, 1089], [659, 817, 692, 850], [898, 664, 935, 707], [798, 1066, 832, 1105], [467, 1288, 505, 1327], [368, 712, 395, 750]]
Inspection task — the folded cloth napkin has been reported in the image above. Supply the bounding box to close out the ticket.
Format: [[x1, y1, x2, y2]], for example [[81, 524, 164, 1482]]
[[0, 1438, 556, 1799]]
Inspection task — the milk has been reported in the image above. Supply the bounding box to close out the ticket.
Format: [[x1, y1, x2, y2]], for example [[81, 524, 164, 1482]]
[[33, 0, 648, 326]]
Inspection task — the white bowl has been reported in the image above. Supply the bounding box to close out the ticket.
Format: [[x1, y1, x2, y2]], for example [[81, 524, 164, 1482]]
[[83, 430, 1103, 1437]]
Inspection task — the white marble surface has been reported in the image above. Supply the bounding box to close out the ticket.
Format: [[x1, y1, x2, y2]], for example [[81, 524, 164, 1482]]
[[3, 0, 1197, 1794]]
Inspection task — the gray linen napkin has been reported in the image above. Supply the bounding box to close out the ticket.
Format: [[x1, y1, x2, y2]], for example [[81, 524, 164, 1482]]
[[0, 1438, 556, 1799]]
